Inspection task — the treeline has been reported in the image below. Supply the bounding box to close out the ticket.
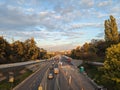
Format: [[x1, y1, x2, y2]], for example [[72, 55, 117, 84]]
[[70, 15, 120, 62], [0, 37, 51, 64], [69, 15, 120, 90], [70, 40, 107, 62]]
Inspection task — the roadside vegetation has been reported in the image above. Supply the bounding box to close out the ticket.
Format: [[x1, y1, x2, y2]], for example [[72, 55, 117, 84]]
[[0, 69, 33, 90], [69, 15, 120, 90], [0, 37, 54, 64]]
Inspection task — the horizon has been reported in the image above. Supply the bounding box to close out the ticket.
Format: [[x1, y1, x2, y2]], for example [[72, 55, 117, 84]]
[[0, 0, 120, 51]]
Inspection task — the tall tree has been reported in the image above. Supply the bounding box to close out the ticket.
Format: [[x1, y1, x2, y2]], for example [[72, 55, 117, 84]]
[[104, 15, 119, 44]]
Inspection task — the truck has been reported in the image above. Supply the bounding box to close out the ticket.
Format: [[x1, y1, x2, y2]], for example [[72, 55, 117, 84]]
[[67, 58, 71, 63]]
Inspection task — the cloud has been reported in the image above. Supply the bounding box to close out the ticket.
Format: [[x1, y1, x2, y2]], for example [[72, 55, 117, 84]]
[[0, 1, 102, 32], [111, 7, 120, 12], [0, 4, 61, 31], [0, 0, 120, 51], [44, 43, 76, 51], [110, 6, 120, 16], [66, 23, 103, 30], [0, 4, 39, 30], [98, 1, 112, 7], [79, 0, 94, 8], [26, 8, 34, 12], [96, 32, 104, 38], [17, 0, 25, 5], [61, 31, 84, 38]]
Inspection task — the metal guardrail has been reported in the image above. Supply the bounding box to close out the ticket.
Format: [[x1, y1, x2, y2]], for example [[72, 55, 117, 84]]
[[0, 60, 46, 69], [87, 61, 103, 66]]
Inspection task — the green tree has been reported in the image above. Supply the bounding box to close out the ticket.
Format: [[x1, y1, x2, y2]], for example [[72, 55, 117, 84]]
[[103, 43, 120, 90], [82, 43, 90, 52], [70, 49, 76, 59], [95, 40, 108, 57], [11, 40, 25, 62], [104, 15, 119, 44], [0, 36, 11, 64], [24, 38, 40, 60], [39, 48, 47, 59]]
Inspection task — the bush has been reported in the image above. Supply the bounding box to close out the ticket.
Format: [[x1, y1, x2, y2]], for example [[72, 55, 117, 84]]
[[102, 43, 120, 90]]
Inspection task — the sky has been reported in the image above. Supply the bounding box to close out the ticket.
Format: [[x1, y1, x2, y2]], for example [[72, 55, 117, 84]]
[[0, 0, 120, 51]]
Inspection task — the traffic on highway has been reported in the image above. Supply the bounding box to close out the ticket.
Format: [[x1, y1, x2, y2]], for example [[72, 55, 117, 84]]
[[0, 55, 96, 90]]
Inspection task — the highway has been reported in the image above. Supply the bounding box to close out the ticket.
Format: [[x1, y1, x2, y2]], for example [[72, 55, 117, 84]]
[[13, 56, 96, 90], [38, 56, 95, 90]]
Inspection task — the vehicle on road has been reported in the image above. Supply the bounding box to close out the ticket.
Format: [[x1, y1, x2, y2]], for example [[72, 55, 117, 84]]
[[48, 73, 54, 79], [54, 68, 59, 74], [67, 58, 71, 63], [52, 63, 55, 66], [49, 66, 54, 70]]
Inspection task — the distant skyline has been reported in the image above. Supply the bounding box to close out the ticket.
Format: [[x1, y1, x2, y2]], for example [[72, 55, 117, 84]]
[[0, 0, 120, 51]]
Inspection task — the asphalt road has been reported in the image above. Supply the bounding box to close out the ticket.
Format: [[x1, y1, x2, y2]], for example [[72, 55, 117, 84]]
[[40, 56, 95, 90], [41, 65, 69, 90], [60, 56, 95, 90], [13, 56, 96, 90], [47, 74, 56, 90]]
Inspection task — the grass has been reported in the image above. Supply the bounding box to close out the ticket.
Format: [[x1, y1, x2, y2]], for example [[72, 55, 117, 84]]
[[79, 63, 103, 84], [82, 63, 120, 90], [0, 80, 11, 90], [0, 69, 33, 90], [14, 69, 33, 86]]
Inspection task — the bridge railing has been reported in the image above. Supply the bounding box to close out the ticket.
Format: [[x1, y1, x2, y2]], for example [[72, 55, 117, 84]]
[[0, 60, 46, 69]]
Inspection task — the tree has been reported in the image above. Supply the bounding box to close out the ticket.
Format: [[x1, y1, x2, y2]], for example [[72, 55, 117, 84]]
[[103, 43, 120, 90], [0, 36, 11, 63], [11, 40, 25, 62], [24, 38, 40, 60], [82, 43, 90, 52], [39, 48, 47, 59], [95, 40, 108, 57], [70, 49, 76, 59], [0, 36, 49, 64], [104, 15, 119, 44]]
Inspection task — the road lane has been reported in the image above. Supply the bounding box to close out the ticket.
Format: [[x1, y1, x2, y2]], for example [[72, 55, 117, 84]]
[[58, 69, 70, 90], [47, 75, 56, 90], [60, 56, 95, 90]]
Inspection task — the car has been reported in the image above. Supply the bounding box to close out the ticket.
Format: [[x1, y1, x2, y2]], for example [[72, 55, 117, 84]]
[[49, 66, 53, 70], [52, 63, 55, 66], [54, 68, 59, 74], [48, 73, 54, 79]]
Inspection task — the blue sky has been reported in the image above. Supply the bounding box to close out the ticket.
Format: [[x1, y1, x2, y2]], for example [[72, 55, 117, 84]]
[[0, 0, 120, 51]]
